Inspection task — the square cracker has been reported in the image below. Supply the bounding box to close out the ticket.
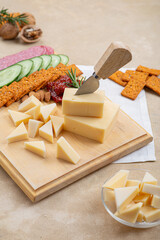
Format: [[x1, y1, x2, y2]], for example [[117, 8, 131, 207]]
[[136, 65, 160, 76], [0, 86, 14, 108], [108, 71, 127, 86], [122, 70, 149, 82], [146, 76, 160, 95]]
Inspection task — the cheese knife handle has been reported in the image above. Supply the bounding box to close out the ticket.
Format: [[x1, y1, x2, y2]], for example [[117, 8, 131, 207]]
[[94, 41, 132, 79]]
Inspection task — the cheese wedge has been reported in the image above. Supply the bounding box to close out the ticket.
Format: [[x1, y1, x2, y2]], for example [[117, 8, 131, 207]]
[[133, 193, 151, 206], [103, 189, 116, 212], [40, 103, 57, 123], [24, 141, 46, 158], [39, 120, 53, 143], [126, 180, 141, 188], [64, 101, 120, 143], [140, 172, 158, 191], [151, 195, 160, 208], [18, 95, 42, 112], [6, 122, 28, 143], [142, 184, 160, 197], [62, 88, 105, 117], [28, 119, 44, 138], [136, 211, 144, 222], [8, 110, 31, 126], [115, 202, 143, 223], [114, 186, 139, 212], [50, 115, 64, 137], [103, 170, 129, 190], [25, 105, 40, 120], [141, 206, 160, 222], [57, 136, 80, 164]]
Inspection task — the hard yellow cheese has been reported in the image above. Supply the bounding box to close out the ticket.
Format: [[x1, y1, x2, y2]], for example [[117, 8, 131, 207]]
[[126, 180, 141, 188], [140, 172, 158, 191], [39, 120, 54, 143], [25, 105, 41, 120], [57, 136, 80, 164], [141, 206, 160, 222], [151, 195, 160, 208], [28, 119, 43, 138], [8, 109, 31, 126], [62, 88, 105, 117], [142, 184, 160, 197], [18, 95, 42, 112], [103, 170, 129, 189], [50, 115, 64, 137], [133, 193, 151, 206], [24, 141, 46, 158], [64, 100, 120, 143], [136, 211, 144, 222], [7, 122, 28, 143], [40, 103, 57, 123]]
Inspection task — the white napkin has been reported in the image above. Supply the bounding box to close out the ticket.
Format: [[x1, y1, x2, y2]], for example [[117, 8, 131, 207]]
[[77, 65, 156, 163]]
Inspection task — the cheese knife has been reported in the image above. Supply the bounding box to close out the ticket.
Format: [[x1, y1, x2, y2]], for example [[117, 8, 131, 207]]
[[75, 41, 132, 95]]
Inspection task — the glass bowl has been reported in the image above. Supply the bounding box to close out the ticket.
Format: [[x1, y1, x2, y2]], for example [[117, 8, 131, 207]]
[[101, 169, 160, 228]]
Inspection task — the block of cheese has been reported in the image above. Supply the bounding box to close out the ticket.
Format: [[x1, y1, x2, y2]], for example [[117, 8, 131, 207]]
[[40, 103, 57, 123], [142, 184, 160, 197], [25, 105, 40, 120], [141, 206, 160, 222], [8, 110, 31, 126], [126, 180, 141, 188], [28, 119, 43, 138], [18, 95, 42, 112], [39, 120, 53, 143], [50, 115, 64, 137], [151, 195, 160, 208], [103, 170, 129, 190], [115, 202, 143, 223], [136, 211, 144, 222], [62, 88, 105, 117], [57, 136, 80, 164], [64, 101, 120, 143], [6, 122, 28, 143], [133, 193, 151, 206], [24, 141, 46, 158], [114, 186, 139, 212]]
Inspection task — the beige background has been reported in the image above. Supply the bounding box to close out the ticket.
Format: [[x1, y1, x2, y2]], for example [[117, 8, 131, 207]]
[[0, 0, 160, 239]]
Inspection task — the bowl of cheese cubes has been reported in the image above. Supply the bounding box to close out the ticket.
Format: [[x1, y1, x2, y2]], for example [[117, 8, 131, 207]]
[[101, 169, 160, 228]]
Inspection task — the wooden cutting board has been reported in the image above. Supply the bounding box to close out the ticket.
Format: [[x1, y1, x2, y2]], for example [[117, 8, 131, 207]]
[[0, 99, 152, 202]]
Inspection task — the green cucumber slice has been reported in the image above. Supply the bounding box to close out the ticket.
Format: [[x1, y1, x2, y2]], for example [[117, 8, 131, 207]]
[[16, 59, 33, 81], [47, 55, 61, 68], [39, 55, 52, 70], [58, 54, 69, 65], [0, 64, 22, 88], [29, 56, 43, 74]]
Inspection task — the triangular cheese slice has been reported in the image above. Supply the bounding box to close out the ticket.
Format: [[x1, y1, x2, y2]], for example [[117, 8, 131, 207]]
[[126, 180, 141, 188], [24, 141, 46, 158], [7, 122, 28, 143], [39, 120, 53, 143], [115, 202, 143, 223], [103, 170, 129, 189], [8, 109, 31, 126], [25, 105, 41, 120], [40, 103, 57, 123], [57, 136, 80, 164], [114, 186, 139, 212], [18, 95, 42, 112], [50, 115, 64, 137], [142, 172, 157, 185], [28, 119, 44, 138]]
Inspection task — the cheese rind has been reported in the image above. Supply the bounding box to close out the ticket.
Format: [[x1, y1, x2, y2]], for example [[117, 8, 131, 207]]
[[126, 180, 141, 188], [7, 122, 28, 143], [8, 110, 31, 126], [151, 195, 160, 208], [50, 115, 64, 137], [24, 141, 46, 158], [103, 170, 129, 190], [141, 206, 160, 222], [39, 120, 54, 143], [28, 119, 44, 138], [64, 101, 120, 143], [18, 95, 42, 112], [57, 136, 80, 164], [62, 88, 105, 117], [40, 103, 57, 123], [142, 184, 160, 197], [25, 105, 41, 120]]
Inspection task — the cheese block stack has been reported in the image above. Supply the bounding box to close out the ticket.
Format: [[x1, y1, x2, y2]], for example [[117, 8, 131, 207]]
[[62, 88, 120, 143], [103, 170, 160, 223]]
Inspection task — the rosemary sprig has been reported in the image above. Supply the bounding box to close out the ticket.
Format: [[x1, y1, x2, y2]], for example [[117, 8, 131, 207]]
[[66, 68, 86, 88], [0, 8, 28, 25]]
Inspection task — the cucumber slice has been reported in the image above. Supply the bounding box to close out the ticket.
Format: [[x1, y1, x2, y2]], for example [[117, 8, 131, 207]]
[[29, 56, 43, 74], [0, 64, 22, 88], [16, 59, 33, 81], [47, 55, 61, 68], [58, 54, 69, 65], [39, 55, 52, 70]]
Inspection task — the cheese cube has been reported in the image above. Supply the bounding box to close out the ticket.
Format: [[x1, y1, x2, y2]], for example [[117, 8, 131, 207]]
[[24, 141, 46, 158], [40, 103, 57, 123], [103, 170, 129, 190], [25, 105, 41, 120], [115, 202, 143, 223], [39, 120, 54, 143], [8, 110, 31, 126], [62, 88, 105, 117], [64, 101, 119, 143], [50, 115, 64, 137], [6, 122, 28, 143], [28, 119, 44, 138], [142, 184, 160, 197], [126, 180, 141, 188], [141, 206, 160, 222], [57, 136, 80, 164], [133, 193, 151, 206], [114, 186, 139, 212], [151, 195, 160, 208], [18, 95, 42, 112]]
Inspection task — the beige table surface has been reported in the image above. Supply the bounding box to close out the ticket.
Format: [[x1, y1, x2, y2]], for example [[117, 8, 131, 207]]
[[0, 0, 160, 239]]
